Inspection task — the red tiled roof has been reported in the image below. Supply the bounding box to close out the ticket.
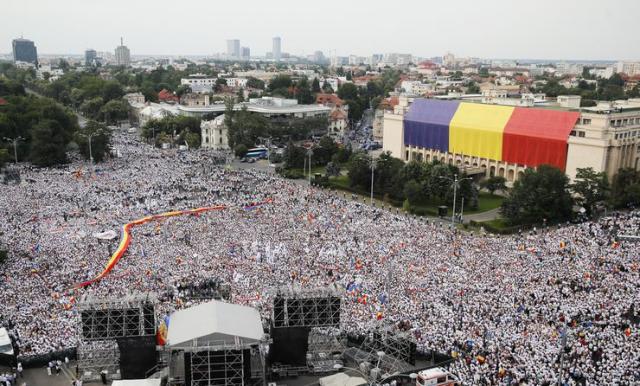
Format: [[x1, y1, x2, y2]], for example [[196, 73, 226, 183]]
[[378, 96, 399, 110], [316, 93, 344, 107], [418, 61, 437, 69], [158, 89, 179, 102], [330, 109, 347, 120]]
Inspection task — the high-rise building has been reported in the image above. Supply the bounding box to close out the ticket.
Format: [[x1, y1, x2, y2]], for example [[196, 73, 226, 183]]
[[272, 37, 281, 61], [85, 49, 97, 66], [12, 38, 38, 65], [226, 39, 240, 59], [616, 61, 640, 76], [241, 46, 251, 60], [115, 38, 131, 67], [443, 52, 456, 68], [312, 50, 325, 63]]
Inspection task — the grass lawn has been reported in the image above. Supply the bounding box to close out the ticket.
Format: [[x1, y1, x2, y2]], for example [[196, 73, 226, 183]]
[[327, 176, 504, 216], [288, 166, 327, 176], [482, 218, 511, 230]]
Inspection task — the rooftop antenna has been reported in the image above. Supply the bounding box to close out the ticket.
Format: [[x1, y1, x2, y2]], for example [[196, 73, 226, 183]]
[[120, 37, 123, 46]]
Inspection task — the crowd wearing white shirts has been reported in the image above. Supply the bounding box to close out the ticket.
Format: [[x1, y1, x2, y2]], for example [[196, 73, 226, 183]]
[[0, 132, 638, 385]]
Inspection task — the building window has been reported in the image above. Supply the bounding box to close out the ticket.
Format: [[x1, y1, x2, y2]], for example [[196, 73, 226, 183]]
[[405, 150, 409, 161], [582, 118, 591, 125], [578, 131, 586, 137], [570, 130, 576, 136]]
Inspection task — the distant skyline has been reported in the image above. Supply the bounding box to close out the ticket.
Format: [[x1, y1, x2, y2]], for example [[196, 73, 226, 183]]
[[2, 0, 640, 61]]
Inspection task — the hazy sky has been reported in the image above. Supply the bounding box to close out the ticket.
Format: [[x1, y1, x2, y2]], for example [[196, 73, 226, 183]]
[[2, 0, 639, 60]]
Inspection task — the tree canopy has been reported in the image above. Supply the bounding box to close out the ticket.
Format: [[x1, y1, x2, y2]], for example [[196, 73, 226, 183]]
[[501, 165, 574, 225]]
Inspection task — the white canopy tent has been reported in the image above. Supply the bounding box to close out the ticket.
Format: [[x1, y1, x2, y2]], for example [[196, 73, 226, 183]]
[[167, 300, 263, 349], [319, 372, 367, 386]]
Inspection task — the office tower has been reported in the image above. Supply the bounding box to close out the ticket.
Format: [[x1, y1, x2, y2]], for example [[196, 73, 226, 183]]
[[115, 37, 131, 66], [241, 46, 250, 60], [85, 49, 97, 66], [12, 38, 38, 65], [226, 39, 240, 59], [272, 37, 281, 61]]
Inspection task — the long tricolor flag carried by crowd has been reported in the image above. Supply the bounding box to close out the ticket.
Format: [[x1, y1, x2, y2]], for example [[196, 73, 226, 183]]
[[74, 199, 272, 288]]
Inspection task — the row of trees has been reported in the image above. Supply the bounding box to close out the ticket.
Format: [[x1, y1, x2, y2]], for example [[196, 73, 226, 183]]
[[534, 73, 639, 106], [0, 77, 81, 167], [502, 165, 640, 225], [348, 155, 479, 210], [141, 115, 202, 149], [224, 98, 329, 153], [37, 71, 131, 123], [265, 70, 401, 122], [281, 136, 347, 169]]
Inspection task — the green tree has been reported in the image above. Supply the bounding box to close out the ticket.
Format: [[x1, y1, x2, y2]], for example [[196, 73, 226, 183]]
[[246, 77, 265, 90], [481, 176, 507, 195], [571, 167, 609, 217], [501, 165, 574, 225], [101, 81, 124, 102], [268, 75, 292, 95], [283, 140, 305, 168], [80, 96, 104, 120], [99, 99, 130, 124], [227, 107, 269, 148], [30, 119, 68, 166], [347, 152, 372, 189], [337, 83, 359, 100], [311, 78, 321, 93], [183, 131, 201, 149], [313, 135, 338, 165], [0, 148, 8, 169], [234, 144, 248, 157], [610, 168, 640, 208], [75, 120, 111, 162], [215, 77, 227, 92], [373, 152, 406, 199], [466, 81, 480, 94], [627, 85, 640, 98], [403, 179, 423, 205], [295, 77, 315, 104], [322, 80, 334, 93], [326, 161, 340, 177], [600, 84, 625, 100]]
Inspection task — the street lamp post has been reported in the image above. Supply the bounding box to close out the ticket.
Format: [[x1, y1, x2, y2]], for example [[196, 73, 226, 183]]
[[439, 174, 473, 224], [3, 136, 24, 163], [77, 125, 106, 168], [307, 148, 313, 185], [370, 157, 377, 205]]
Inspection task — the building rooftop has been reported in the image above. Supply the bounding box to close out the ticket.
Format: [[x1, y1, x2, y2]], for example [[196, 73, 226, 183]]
[[179, 97, 331, 115]]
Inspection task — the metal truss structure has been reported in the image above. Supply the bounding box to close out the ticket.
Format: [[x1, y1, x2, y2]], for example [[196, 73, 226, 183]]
[[306, 327, 345, 373], [343, 329, 417, 375], [77, 340, 120, 381], [77, 293, 157, 381], [78, 293, 157, 340], [169, 339, 268, 386], [190, 349, 244, 386], [272, 287, 341, 328]]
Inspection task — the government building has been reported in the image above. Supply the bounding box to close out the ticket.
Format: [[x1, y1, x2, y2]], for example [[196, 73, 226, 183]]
[[383, 97, 640, 183]]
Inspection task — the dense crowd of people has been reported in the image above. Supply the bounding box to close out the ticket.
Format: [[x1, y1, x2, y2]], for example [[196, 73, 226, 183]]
[[0, 131, 638, 385]]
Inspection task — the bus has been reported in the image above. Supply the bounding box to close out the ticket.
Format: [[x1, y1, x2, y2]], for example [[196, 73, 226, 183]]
[[245, 147, 268, 159], [415, 368, 460, 386]]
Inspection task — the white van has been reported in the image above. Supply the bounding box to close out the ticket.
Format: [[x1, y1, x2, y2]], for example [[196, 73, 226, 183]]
[[0, 327, 14, 356]]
